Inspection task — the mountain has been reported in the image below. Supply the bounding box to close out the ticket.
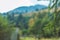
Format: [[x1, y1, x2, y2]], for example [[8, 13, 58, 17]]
[[7, 4, 47, 14]]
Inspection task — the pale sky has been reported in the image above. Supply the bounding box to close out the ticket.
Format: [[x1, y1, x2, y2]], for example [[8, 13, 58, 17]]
[[0, 0, 49, 13]]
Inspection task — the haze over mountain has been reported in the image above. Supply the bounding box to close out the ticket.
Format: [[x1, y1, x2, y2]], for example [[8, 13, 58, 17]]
[[6, 4, 47, 14], [0, 0, 49, 12], [1, 4, 47, 16]]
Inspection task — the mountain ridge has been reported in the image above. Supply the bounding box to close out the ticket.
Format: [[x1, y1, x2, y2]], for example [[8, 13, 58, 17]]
[[2, 4, 47, 15], [7, 4, 47, 14]]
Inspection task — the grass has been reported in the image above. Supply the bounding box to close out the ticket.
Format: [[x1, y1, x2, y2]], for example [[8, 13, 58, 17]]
[[20, 37, 60, 40]]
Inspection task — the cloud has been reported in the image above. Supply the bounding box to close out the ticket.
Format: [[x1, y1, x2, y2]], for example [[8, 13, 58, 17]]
[[0, 0, 49, 13]]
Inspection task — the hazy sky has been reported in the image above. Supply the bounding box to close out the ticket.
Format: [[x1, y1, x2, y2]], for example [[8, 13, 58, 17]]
[[0, 0, 49, 13]]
